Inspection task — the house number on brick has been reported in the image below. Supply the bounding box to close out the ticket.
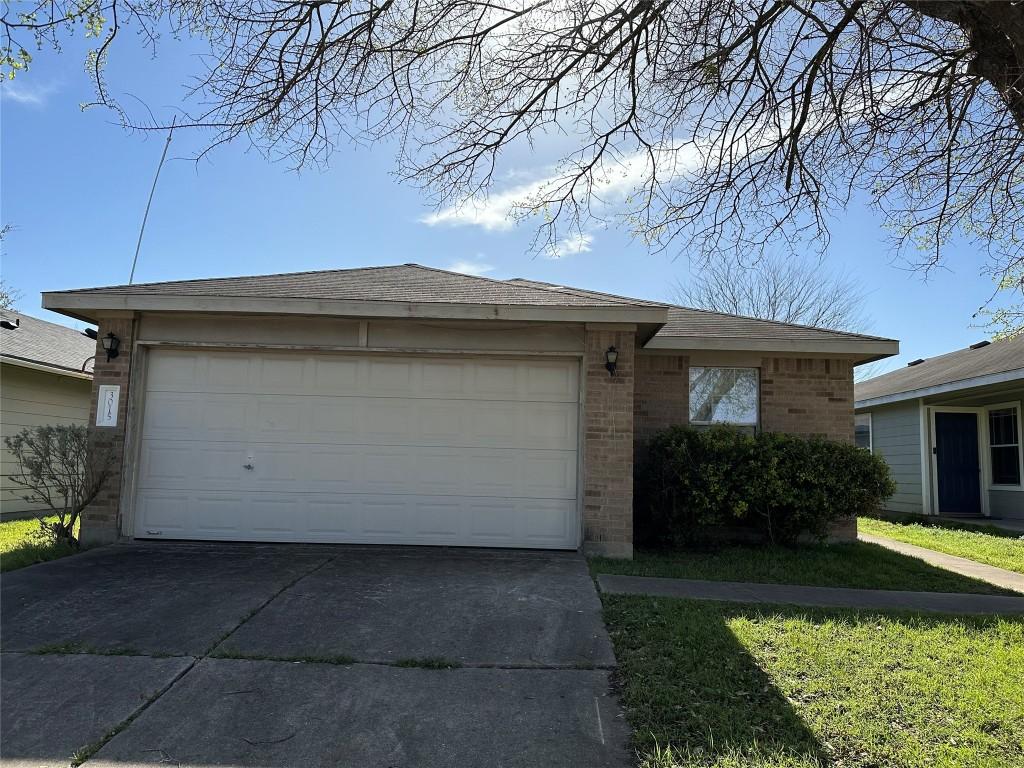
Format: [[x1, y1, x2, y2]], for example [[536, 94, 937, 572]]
[[96, 384, 120, 427]]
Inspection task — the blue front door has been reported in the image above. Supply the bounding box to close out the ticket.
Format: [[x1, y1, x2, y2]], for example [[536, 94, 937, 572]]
[[935, 412, 981, 515]]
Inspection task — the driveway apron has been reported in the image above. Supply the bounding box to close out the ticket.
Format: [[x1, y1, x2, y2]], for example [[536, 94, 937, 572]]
[[0, 543, 630, 767]]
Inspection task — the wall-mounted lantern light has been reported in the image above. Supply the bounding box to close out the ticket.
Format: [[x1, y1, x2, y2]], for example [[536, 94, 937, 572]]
[[605, 346, 618, 376], [101, 332, 121, 362]]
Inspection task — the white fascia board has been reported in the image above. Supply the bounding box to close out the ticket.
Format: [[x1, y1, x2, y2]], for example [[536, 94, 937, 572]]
[[42, 292, 669, 326], [1, 355, 93, 380], [643, 333, 899, 363], [855, 367, 1024, 410]]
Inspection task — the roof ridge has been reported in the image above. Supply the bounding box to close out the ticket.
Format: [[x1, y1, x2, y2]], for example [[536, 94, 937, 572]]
[[668, 303, 893, 342], [411, 266, 653, 307], [57, 263, 412, 294], [504, 277, 668, 308]]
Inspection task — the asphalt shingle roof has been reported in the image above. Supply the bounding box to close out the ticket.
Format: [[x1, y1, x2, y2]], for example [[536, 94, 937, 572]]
[[56, 264, 665, 309], [0, 311, 95, 375], [507, 277, 888, 345], [856, 334, 1024, 403]]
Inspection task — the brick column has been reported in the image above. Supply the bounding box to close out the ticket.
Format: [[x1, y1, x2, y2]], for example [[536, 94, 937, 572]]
[[759, 355, 857, 542], [582, 326, 635, 559], [82, 314, 136, 545]]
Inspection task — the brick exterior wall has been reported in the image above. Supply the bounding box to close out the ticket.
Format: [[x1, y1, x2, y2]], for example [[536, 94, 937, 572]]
[[634, 353, 689, 445], [582, 327, 635, 558], [759, 356, 855, 443], [82, 315, 136, 546], [633, 353, 855, 443], [633, 352, 857, 542]]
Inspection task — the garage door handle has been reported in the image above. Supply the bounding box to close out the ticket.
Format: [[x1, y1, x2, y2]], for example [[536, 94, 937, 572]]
[[243, 463, 255, 471]]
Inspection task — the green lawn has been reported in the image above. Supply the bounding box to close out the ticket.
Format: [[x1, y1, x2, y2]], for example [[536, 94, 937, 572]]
[[590, 541, 1013, 595], [860, 517, 1024, 575], [0, 517, 77, 572], [604, 596, 1024, 768]]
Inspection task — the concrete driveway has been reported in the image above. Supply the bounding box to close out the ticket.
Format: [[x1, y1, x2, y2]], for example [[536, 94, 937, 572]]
[[1, 544, 629, 767]]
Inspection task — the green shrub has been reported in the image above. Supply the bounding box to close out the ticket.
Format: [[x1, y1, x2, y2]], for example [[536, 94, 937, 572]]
[[636, 426, 896, 547]]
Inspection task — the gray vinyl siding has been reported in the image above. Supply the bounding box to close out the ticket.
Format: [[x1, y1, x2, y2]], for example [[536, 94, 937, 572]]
[[990, 490, 1024, 520], [867, 400, 923, 514], [1, 363, 92, 516]]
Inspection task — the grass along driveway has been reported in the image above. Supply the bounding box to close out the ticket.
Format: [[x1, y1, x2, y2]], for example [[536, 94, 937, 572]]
[[590, 542, 1014, 595], [860, 517, 1024, 575], [604, 596, 1024, 768], [0, 517, 78, 572]]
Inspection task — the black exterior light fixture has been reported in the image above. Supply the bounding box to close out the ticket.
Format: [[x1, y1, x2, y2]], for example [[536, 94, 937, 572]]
[[101, 332, 121, 362], [605, 346, 619, 376]]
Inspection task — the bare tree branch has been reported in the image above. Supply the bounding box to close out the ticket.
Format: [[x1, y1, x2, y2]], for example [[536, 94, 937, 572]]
[[3, 1, 1023, 330]]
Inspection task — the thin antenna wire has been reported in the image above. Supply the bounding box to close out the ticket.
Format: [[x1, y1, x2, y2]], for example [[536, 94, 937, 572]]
[[129, 115, 176, 285]]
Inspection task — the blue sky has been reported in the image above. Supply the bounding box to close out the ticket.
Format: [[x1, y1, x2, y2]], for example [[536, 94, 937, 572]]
[[1, 29, 1000, 376]]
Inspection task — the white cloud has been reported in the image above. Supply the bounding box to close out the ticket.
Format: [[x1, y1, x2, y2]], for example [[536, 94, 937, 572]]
[[422, 182, 541, 231], [546, 232, 594, 259], [1, 80, 58, 106], [447, 259, 495, 276], [420, 145, 698, 233]]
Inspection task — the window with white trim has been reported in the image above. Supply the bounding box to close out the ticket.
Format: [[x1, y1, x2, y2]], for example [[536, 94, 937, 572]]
[[855, 413, 872, 452], [988, 405, 1021, 487], [689, 367, 759, 426]]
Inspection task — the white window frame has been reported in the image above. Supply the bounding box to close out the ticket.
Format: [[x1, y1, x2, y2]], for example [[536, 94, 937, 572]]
[[688, 366, 760, 427], [984, 401, 1023, 492], [854, 412, 873, 453]]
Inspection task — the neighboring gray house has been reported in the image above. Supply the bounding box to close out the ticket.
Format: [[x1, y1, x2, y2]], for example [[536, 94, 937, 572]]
[[855, 335, 1024, 521], [1, 311, 96, 517]]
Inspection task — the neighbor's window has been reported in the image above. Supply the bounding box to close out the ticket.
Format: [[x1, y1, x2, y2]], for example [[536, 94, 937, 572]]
[[988, 406, 1021, 487], [689, 367, 759, 426], [855, 413, 872, 452]]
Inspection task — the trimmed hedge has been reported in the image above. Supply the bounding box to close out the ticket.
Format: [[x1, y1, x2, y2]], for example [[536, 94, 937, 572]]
[[636, 426, 896, 547]]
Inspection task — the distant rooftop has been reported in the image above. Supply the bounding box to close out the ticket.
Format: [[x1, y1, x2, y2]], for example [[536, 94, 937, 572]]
[[0, 310, 96, 376], [856, 334, 1024, 405]]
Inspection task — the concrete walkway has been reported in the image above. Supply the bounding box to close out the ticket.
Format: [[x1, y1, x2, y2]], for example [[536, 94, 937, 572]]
[[860, 533, 1024, 594], [596, 574, 1024, 615]]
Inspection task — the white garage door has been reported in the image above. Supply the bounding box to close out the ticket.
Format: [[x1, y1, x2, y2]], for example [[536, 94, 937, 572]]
[[133, 349, 580, 548]]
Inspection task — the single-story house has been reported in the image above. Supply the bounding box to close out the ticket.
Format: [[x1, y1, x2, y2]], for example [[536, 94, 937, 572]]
[[1, 310, 96, 517], [42, 264, 898, 557], [855, 335, 1024, 521]]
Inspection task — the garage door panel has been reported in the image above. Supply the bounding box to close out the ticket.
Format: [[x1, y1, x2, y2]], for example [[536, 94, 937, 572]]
[[366, 359, 417, 395], [135, 350, 580, 549], [306, 498, 360, 534], [522, 455, 577, 496], [526, 363, 578, 399], [138, 441, 576, 499], [520, 500, 574, 542], [146, 351, 200, 390], [361, 499, 408, 536], [259, 355, 309, 391], [249, 496, 303, 533], [522, 403, 578, 445], [194, 495, 249, 534], [359, 400, 416, 441], [206, 354, 255, 390], [311, 357, 361, 392], [135, 491, 192, 535], [420, 360, 467, 396]]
